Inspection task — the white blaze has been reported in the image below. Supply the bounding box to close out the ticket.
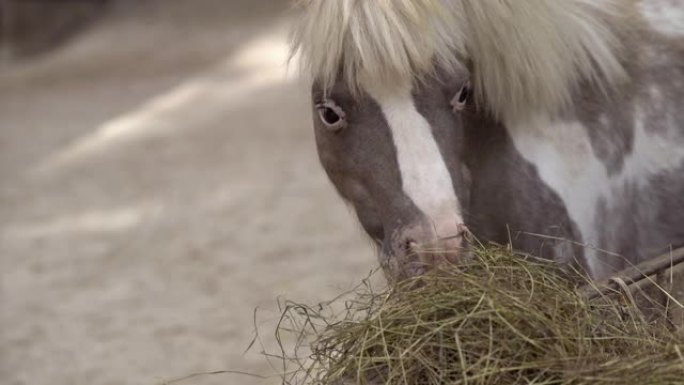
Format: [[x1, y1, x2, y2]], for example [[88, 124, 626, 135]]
[[368, 85, 463, 236]]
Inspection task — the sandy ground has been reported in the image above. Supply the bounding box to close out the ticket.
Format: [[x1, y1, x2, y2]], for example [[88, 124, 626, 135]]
[[0, 2, 377, 384]]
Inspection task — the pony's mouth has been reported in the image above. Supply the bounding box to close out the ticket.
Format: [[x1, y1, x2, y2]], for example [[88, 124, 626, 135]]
[[379, 240, 471, 283]]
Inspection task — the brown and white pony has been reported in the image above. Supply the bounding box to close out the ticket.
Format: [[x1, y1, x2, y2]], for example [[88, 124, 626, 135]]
[[291, 0, 684, 282]]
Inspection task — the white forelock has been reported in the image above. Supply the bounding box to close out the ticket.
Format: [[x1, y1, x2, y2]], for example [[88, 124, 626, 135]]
[[290, 0, 631, 124], [290, 0, 466, 94]]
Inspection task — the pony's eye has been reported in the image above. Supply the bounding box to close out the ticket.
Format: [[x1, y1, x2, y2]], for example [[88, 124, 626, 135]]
[[322, 107, 340, 124], [451, 81, 471, 112], [315, 101, 347, 131]]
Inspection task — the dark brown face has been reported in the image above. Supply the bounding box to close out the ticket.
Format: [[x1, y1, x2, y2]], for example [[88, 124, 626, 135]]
[[311, 74, 474, 282]]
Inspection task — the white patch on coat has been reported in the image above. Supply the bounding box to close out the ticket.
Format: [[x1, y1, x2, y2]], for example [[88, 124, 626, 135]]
[[639, 0, 684, 37], [508, 104, 684, 278], [623, 106, 684, 184], [368, 84, 464, 237], [507, 118, 608, 276]]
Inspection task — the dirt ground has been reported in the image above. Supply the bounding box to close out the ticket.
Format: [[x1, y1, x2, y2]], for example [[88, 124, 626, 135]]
[[0, 2, 377, 384]]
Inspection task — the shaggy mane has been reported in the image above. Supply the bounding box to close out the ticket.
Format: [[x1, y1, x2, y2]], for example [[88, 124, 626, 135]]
[[291, 0, 630, 124], [290, 0, 466, 94]]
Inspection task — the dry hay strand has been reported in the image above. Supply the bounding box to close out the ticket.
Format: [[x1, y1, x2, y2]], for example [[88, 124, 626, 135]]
[[277, 245, 684, 385]]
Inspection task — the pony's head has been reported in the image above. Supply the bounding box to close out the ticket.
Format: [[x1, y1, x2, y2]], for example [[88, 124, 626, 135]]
[[291, 0, 628, 281], [311, 71, 473, 281]]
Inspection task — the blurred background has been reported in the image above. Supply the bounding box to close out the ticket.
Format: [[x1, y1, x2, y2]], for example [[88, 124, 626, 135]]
[[0, 1, 376, 384]]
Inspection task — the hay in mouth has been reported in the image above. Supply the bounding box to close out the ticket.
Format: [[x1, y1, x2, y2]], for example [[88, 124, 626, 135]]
[[277, 244, 684, 385]]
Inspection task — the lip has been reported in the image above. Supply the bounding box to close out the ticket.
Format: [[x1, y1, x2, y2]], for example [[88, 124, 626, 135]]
[[379, 239, 475, 282], [379, 250, 428, 282]]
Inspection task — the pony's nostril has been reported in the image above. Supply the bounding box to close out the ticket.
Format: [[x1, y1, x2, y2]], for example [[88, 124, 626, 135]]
[[403, 239, 418, 254], [451, 224, 470, 239]]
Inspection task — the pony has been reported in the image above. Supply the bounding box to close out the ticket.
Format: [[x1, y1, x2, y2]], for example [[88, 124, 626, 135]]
[[291, 0, 684, 282]]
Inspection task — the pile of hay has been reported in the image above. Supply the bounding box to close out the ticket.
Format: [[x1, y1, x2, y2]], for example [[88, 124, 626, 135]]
[[278, 245, 684, 385]]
